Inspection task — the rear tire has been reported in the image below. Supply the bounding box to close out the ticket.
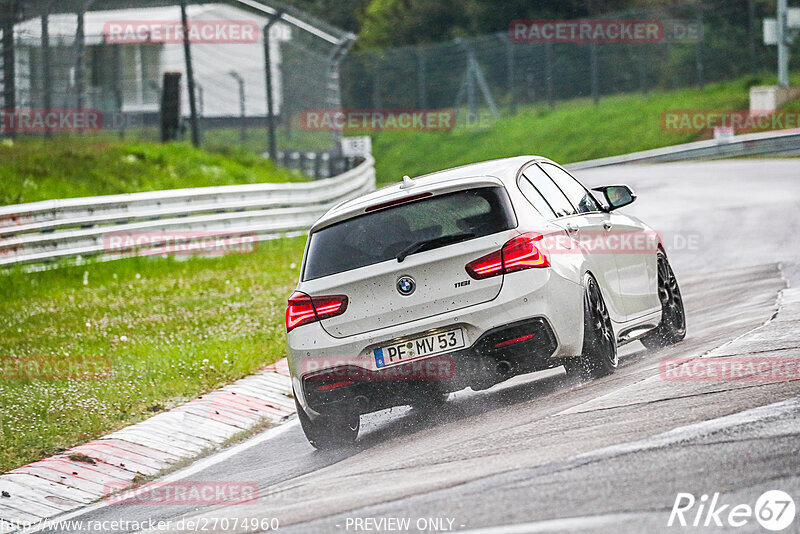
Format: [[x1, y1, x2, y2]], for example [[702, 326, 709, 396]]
[[641, 252, 686, 350], [295, 397, 360, 450], [564, 274, 618, 380]]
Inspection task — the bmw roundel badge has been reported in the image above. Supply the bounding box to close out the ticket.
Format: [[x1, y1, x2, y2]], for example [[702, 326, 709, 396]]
[[397, 276, 416, 296]]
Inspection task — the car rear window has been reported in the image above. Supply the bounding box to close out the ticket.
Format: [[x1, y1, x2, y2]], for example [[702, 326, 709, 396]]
[[302, 186, 517, 281]]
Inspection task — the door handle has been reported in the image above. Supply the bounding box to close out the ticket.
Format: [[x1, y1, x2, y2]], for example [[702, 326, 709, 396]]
[[603, 221, 613, 232], [565, 223, 579, 234]]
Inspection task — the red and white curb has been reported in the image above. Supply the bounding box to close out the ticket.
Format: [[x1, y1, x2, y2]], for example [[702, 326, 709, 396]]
[[0, 359, 294, 532]]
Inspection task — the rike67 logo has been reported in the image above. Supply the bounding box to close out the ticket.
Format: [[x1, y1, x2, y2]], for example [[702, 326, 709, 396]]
[[668, 490, 796, 531]]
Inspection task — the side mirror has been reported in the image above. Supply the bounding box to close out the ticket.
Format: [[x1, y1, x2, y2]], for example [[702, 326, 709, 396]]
[[592, 185, 636, 212]]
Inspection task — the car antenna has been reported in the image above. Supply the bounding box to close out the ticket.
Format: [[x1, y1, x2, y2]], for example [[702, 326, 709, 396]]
[[400, 175, 415, 190]]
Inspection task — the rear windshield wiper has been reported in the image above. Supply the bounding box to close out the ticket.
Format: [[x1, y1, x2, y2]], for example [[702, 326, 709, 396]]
[[396, 233, 475, 263]]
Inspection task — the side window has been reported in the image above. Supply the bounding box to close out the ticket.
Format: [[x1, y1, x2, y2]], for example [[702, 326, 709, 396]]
[[523, 166, 576, 218], [541, 163, 600, 214], [518, 175, 556, 219]]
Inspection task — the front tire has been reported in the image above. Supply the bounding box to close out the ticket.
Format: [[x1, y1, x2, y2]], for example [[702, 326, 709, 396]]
[[641, 252, 686, 350], [295, 397, 360, 450], [564, 274, 618, 380]]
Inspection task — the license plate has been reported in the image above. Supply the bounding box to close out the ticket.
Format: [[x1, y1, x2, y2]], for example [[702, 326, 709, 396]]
[[374, 329, 465, 369]]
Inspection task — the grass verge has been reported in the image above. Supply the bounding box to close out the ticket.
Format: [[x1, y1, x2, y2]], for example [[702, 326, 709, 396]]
[[370, 74, 800, 186], [0, 237, 305, 472], [0, 138, 304, 206]]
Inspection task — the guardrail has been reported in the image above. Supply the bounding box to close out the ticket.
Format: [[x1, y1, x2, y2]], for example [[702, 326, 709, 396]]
[[566, 128, 800, 170], [2, 127, 798, 269], [0, 155, 375, 268]]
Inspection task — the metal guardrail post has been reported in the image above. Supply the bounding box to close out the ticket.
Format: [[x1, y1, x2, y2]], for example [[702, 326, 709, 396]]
[[321, 152, 330, 178], [313, 152, 322, 180]]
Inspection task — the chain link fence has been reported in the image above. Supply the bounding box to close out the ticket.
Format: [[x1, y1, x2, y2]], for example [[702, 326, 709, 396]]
[[0, 0, 357, 178], [342, 1, 790, 117], [0, 0, 797, 169]]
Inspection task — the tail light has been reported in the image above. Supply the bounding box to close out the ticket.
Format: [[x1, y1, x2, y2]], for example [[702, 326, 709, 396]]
[[286, 291, 348, 332], [465, 233, 549, 280]]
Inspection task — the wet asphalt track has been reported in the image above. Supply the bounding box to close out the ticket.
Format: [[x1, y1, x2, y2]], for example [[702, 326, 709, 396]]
[[32, 159, 800, 534]]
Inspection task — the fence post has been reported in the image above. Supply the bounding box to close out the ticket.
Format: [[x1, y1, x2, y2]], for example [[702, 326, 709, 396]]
[[590, 42, 599, 106], [41, 12, 52, 138], [76, 8, 86, 132], [112, 44, 125, 139], [639, 51, 648, 97], [372, 56, 382, 109], [778, 0, 790, 87], [695, 10, 705, 88], [313, 151, 321, 179], [326, 37, 354, 157], [505, 34, 517, 115], [2, 1, 17, 139], [466, 55, 477, 118], [279, 54, 292, 142], [180, 0, 201, 147], [748, 0, 758, 76], [263, 12, 283, 160], [545, 42, 554, 108], [229, 71, 246, 142], [455, 39, 498, 120], [196, 84, 204, 116], [416, 50, 428, 109]]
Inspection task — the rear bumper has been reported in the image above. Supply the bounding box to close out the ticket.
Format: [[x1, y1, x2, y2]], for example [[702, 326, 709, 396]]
[[289, 268, 585, 418], [300, 317, 558, 416]]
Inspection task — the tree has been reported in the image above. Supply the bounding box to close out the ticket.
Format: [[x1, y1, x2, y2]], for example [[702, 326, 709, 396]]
[[284, 0, 370, 33], [358, 0, 472, 48], [357, 0, 719, 48]]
